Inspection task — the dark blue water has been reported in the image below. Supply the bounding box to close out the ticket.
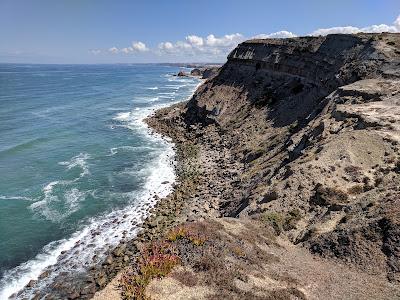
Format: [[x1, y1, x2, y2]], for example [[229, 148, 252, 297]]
[[0, 64, 199, 298]]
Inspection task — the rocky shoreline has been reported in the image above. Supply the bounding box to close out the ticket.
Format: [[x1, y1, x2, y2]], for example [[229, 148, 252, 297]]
[[90, 101, 232, 299], [103, 32, 400, 299], [15, 109, 207, 299]]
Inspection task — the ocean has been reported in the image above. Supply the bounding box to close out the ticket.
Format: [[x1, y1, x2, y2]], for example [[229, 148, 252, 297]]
[[0, 63, 199, 298]]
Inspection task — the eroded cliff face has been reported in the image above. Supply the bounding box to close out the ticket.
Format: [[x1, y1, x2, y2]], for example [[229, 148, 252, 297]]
[[187, 34, 399, 126], [183, 33, 400, 281]]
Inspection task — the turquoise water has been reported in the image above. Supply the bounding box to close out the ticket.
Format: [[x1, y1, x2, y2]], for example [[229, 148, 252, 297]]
[[0, 64, 199, 298]]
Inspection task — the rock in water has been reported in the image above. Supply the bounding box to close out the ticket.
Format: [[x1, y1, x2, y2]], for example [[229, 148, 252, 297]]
[[177, 70, 188, 77]]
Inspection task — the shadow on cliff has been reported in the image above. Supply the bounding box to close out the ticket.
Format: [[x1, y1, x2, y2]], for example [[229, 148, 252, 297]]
[[183, 34, 381, 129]]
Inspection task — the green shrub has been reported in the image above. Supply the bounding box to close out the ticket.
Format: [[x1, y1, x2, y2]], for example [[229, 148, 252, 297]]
[[262, 209, 302, 234]]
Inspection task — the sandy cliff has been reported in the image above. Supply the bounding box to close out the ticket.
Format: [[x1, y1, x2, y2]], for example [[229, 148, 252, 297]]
[[136, 33, 400, 299]]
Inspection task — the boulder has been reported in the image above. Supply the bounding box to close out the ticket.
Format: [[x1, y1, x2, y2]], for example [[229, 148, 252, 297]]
[[190, 68, 202, 76], [177, 71, 188, 77]]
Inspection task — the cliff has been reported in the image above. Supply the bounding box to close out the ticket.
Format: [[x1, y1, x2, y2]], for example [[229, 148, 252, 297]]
[[183, 33, 400, 280], [92, 33, 400, 300]]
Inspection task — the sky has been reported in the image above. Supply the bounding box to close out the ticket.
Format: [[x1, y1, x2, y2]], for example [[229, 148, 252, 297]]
[[0, 0, 399, 64]]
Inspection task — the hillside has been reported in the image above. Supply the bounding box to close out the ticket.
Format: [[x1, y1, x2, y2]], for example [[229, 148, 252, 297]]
[[136, 33, 400, 299]]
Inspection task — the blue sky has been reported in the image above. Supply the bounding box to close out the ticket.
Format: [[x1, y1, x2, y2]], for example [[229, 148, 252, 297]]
[[1, 0, 399, 63]]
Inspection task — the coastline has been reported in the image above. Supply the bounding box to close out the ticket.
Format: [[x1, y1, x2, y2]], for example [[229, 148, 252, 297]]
[[9, 33, 400, 299], [91, 98, 212, 300], [90, 33, 400, 299], [92, 89, 241, 299], [92, 65, 274, 298]]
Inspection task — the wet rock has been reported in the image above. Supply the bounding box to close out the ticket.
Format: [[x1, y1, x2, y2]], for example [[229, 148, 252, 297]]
[[39, 270, 50, 279], [190, 68, 202, 76], [105, 255, 114, 265], [148, 220, 157, 228], [26, 279, 37, 288], [95, 275, 107, 288], [177, 71, 188, 77], [113, 244, 126, 257], [32, 292, 42, 300]]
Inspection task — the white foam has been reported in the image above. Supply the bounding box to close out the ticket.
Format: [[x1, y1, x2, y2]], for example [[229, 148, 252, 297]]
[[109, 145, 155, 156], [113, 112, 131, 122], [146, 86, 158, 90], [158, 95, 174, 99], [165, 84, 187, 90], [0, 196, 33, 201], [0, 139, 176, 299], [0, 229, 89, 300], [29, 153, 91, 221], [58, 152, 91, 177], [159, 92, 176, 96], [167, 77, 192, 83], [147, 96, 159, 102], [29, 180, 86, 222], [109, 146, 135, 156]]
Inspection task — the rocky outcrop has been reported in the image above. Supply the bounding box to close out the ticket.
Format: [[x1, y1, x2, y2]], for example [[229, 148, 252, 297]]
[[176, 66, 220, 79], [177, 70, 188, 77], [178, 33, 400, 282], [199, 66, 220, 79], [190, 68, 202, 76]]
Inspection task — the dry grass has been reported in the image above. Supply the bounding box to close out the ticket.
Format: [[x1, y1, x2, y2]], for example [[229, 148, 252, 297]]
[[170, 268, 198, 287], [120, 242, 180, 300], [166, 224, 206, 246], [120, 223, 209, 299], [120, 219, 300, 299]]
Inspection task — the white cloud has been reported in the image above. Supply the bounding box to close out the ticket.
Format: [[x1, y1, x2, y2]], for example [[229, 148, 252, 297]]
[[108, 47, 119, 54], [311, 14, 400, 36], [156, 33, 245, 59], [186, 35, 203, 46], [395, 15, 400, 30], [311, 26, 360, 36], [89, 49, 101, 55], [158, 41, 175, 53], [121, 47, 133, 54], [108, 41, 148, 55], [131, 41, 149, 52], [157, 40, 193, 54], [177, 41, 193, 51], [99, 14, 400, 61], [253, 30, 297, 39], [205, 33, 244, 47]]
